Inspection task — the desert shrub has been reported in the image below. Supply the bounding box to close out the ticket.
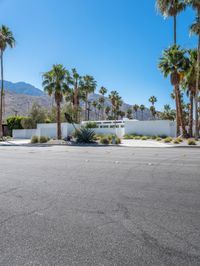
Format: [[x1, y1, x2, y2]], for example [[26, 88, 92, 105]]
[[124, 134, 133, 139], [76, 128, 95, 143], [156, 137, 162, 141], [164, 137, 173, 143], [187, 139, 196, 145], [94, 134, 103, 141], [21, 117, 36, 129], [141, 136, 148, 140], [134, 136, 141, 140], [84, 122, 98, 129], [177, 137, 183, 142], [39, 136, 49, 143], [45, 118, 51, 123], [31, 136, 39, 143], [7, 116, 27, 130], [173, 138, 181, 144], [100, 137, 110, 145], [115, 137, 121, 144], [151, 135, 157, 140], [159, 135, 168, 139]]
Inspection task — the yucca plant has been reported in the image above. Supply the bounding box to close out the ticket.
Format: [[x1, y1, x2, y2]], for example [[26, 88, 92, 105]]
[[76, 128, 95, 143]]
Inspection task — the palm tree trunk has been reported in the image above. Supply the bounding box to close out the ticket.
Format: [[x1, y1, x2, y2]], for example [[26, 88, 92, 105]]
[[142, 111, 143, 121], [195, 13, 200, 139], [0, 50, 4, 137], [174, 87, 180, 136], [176, 85, 187, 137], [56, 101, 62, 140], [174, 15, 177, 45], [85, 92, 88, 121], [189, 94, 194, 137]]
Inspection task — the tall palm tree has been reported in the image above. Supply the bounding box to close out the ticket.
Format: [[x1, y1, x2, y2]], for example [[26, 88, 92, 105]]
[[126, 108, 133, 119], [42, 64, 69, 139], [98, 96, 105, 120], [66, 68, 82, 123], [159, 45, 188, 136], [133, 104, 139, 119], [105, 106, 111, 119], [99, 86, 107, 119], [0, 25, 15, 137], [92, 100, 98, 120], [109, 91, 122, 120], [140, 104, 145, 120], [186, 0, 200, 138], [156, 0, 186, 132], [182, 49, 197, 136], [156, 0, 186, 44], [82, 75, 96, 120], [148, 96, 157, 106]]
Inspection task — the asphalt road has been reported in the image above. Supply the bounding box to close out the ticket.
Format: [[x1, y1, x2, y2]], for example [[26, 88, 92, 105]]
[[0, 145, 199, 266]]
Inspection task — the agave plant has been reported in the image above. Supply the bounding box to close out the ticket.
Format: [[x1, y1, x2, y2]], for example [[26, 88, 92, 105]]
[[76, 128, 96, 143]]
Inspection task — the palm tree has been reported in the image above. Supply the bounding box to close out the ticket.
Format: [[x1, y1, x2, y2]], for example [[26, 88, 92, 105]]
[[99, 86, 107, 119], [82, 75, 96, 120], [150, 106, 156, 119], [133, 104, 139, 119], [156, 0, 186, 44], [156, 0, 186, 131], [182, 49, 197, 136], [105, 106, 111, 119], [0, 25, 15, 137], [97, 103, 102, 120], [149, 96, 157, 120], [66, 68, 82, 123], [186, 0, 200, 138], [98, 96, 105, 120], [92, 100, 98, 120], [140, 104, 145, 120], [148, 96, 157, 106], [126, 108, 133, 119], [42, 64, 69, 139], [109, 91, 122, 121], [159, 45, 188, 137]]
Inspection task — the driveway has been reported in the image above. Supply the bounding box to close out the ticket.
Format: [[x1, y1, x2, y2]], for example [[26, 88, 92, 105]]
[[0, 145, 199, 265]]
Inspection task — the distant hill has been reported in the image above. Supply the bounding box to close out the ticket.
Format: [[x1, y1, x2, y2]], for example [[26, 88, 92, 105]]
[[2, 80, 152, 120], [2, 80, 44, 96]]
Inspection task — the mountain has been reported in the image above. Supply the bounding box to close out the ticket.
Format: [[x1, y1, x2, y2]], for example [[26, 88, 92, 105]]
[[2, 80, 44, 96], [2, 80, 151, 120]]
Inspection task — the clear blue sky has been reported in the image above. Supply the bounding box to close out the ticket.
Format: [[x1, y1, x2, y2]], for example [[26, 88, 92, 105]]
[[0, 0, 197, 110]]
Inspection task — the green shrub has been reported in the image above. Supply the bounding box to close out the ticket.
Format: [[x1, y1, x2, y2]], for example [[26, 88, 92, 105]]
[[159, 135, 168, 139], [7, 116, 28, 130], [124, 134, 133, 139], [134, 136, 141, 140], [115, 137, 121, 144], [141, 136, 148, 140], [45, 118, 51, 123], [100, 137, 110, 145], [31, 136, 39, 143], [187, 139, 196, 145], [177, 137, 183, 143], [156, 137, 162, 141], [84, 122, 98, 129], [76, 128, 95, 143], [21, 117, 36, 129], [173, 138, 181, 144], [151, 135, 157, 140], [39, 136, 49, 143], [164, 137, 173, 143]]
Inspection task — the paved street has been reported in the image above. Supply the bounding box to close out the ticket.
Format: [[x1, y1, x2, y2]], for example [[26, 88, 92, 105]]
[[0, 145, 199, 266]]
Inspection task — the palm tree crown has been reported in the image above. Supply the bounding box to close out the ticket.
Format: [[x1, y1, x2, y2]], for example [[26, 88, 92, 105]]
[[42, 64, 69, 139]]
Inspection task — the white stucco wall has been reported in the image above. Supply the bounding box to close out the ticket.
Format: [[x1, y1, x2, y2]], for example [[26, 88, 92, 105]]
[[13, 123, 80, 139], [13, 129, 38, 139], [124, 120, 176, 137]]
